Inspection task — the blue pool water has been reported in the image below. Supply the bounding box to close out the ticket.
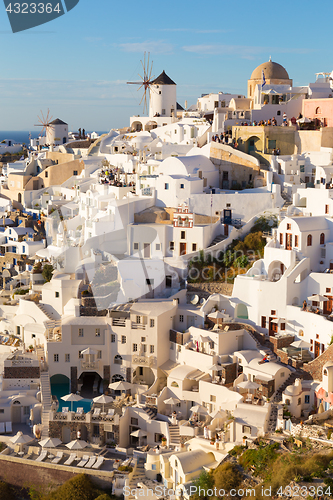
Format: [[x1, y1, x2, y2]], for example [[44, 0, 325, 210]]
[[51, 383, 93, 413]]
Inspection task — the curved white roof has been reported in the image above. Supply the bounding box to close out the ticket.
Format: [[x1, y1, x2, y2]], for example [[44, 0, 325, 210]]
[[284, 384, 301, 396], [158, 155, 216, 177], [285, 216, 329, 232], [174, 450, 215, 474]]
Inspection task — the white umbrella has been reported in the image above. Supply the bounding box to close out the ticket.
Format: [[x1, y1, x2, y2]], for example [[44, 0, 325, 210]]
[[237, 380, 259, 391], [190, 404, 208, 415], [163, 397, 180, 405], [66, 439, 88, 450], [210, 409, 227, 420], [80, 347, 97, 355], [208, 364, 222, 371], [39, 437, 62, 448], [307, 294, 329, 302], [291, 339, 311, 358], [109, 381, 132, 392], [130, 429, 147, 447], [297, 116, 312, 123], [93, 394, 114, 413], [208, 311, 225, 319], [10, 431, 34, 445], [61, 393, 83, 411]]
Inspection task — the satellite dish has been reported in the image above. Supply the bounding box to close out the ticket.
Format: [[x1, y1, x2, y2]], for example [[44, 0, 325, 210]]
[[199, 298, 206, 306], [190, 294, 199, 305]]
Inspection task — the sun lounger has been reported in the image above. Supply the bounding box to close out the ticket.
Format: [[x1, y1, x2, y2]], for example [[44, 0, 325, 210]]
[[92, 456, 105, 470], [92, 408, 101, 417], [35, 450, 48, 462], [77, 454, 90, 467], [107, 409, 115, 419], [5, 422, 12, 433], [76, 407, 84, 415], [51, 451, 64, 464], [62, 407, 69, 413], [64, 453, 77, 466], [84, 455, 97, 468], [24, 447, 35, 459], [0, 422, 5, 434]]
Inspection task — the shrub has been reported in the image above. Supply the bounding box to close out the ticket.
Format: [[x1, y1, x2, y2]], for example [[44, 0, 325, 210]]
[[0, 481, 16, 500], [44, 474, 104, 500], [118, 465, 133, 472], [42, 264, 54, 283], [95, 495, 113, 500], [214, 462, 242, 492]]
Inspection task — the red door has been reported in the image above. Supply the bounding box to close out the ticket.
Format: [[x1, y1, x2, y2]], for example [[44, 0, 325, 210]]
[[179, 243, 186, 255], [285, 233, 292, 250], [314, 341, 320, 358], [324, 296, 333, 315], [269, 318, 278, 336]]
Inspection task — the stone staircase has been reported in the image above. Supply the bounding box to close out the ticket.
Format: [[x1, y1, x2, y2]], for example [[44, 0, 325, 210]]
[[143, 407, 157, 420], [40, 371, 52, 438], [242, 325, 278, 362], [36, 302, 54, 321], [128, 459, 146, 499], [208, 234, 227, 248], [168, 423, 180, 445], [267, 402, 278, 433], [271, 370, 302, 404]]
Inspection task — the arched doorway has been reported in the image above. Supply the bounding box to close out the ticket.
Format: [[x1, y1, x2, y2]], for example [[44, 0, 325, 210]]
[[132, 366, 155, 387], [78, 424, 88, 441], [268, 260, 285, 281], [235, 303, 248, 319], [246, 136, 260, 154], [78, 371, 103, 399], [131, 121, 143, 132], [50, 374, 70, 412]]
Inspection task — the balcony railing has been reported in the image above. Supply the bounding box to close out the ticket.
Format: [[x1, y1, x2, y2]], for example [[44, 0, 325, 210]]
[[220, 217, 242, 227], [80, 359, 101, 371], [131, 323, 146, 330], [132, 355, 156, 367], [112, 318, 127, 327]]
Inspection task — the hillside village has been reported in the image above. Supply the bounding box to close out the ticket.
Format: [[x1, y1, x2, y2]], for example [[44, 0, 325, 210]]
[[1, 59, 333, 498]]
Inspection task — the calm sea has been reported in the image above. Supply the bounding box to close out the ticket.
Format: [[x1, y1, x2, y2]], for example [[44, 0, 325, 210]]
[[0, 131, 108, 145]]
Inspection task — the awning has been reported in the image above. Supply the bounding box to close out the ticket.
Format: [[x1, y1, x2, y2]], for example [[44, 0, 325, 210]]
[[159, 360, 179, 375], [187, 369, 205, 381]]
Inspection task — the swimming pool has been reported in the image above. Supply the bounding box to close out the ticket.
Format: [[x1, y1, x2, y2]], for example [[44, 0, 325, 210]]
[[51, 382, 93, 413]]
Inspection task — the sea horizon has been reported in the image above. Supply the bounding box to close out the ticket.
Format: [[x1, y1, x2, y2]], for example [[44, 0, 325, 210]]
[[0, 130, 109, 145]]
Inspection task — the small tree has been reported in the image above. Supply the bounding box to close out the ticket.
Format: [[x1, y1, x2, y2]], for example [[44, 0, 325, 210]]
[[42, 264, 54, 283]]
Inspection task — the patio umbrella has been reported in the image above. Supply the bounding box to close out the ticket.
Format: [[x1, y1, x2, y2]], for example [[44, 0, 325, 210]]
[[130, 429, 147, 447], [163, 396, 180, 413], [66, 439, 88, 450], [38, 437, 62, 448], [190, 404, 208, 415], [208, 311, 225, 319], [61, 393, 83, 412], [307, 294, 329, 302], [81, 347, 97, 355], [210, 409, 227, 420], [108, 381, 132, 392], [93, 394, 114, 413], [297, 116, 312, 123], [237, 380, 259, 391], [10, 431, 34, 445], [291, 339, 311, 358]]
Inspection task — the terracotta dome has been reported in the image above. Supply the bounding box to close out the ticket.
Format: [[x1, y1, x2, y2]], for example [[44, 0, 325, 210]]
[[250, 60, 289, 80]]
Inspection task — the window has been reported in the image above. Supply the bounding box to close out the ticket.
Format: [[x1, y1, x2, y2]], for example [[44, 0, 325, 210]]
[[0, 409, 4, 414], [156, 243, 160, 251], [54, 354, 59, 362], [295, 235, 298, 247], [181, 231, 185, 240], [150, 319, 155, 328], [45, 171, 48, 178], [150, 345, 154, 353], [22, 246, 25, 253], [320, 233, 325, 245], [162, 109, 166, 115], [316, 334, 319, 339], [210, 395, 216, 402], [192, 243, 197, 251], [242, 425, 251, 434], [271, 310, 276, 315], [287, 223, 291, 230], [133, 343, 138, 352], [73, 170, 78, 176], [277, 110, 281, 116], [305, 395, 310, 404], [165, 183, 169, 190], [23, 406, 30, 416], [131, 417, 138, 425], [279, 233, 283, 245], [298, 398, 301, 405], [111, 334, 115, 343], [261, 316, 266, 329], [79, 350, 83, 359], [97, 351, 102, 359], [179, 315, 184, 322], [134, 243, 139, 250], [136, 316, 141, 324], [166, 275, 172, 287], [280, 323, 286, 330], [325, 204, 329, 214], [281, 372, 285, 377], [141, 337, 146, 342], [114, 355, 122, 364], [180, 184, 184, 189], [78, 328, 84, 337], [65, 354, 70, 362], [121, 336, 126, 344], [327, 288, 331, 293], [285, 399, 290, 405], [170, 241, 174, 251], [307, 234, 312, 246], [316, 107, 321, 114], [55, 291, 59, 298], [152, 464, 156, 471], [95, 328, 100, 337], [146, 278, 154, 286]]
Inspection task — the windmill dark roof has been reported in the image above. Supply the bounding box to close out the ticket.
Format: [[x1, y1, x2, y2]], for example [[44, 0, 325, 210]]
[[176, 102, 184, 111], [152, 70, 176, 85], [49, 118, 68, 125]]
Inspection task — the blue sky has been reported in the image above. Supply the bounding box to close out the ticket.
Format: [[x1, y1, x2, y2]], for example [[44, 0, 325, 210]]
[[0, 0, 331, 132]]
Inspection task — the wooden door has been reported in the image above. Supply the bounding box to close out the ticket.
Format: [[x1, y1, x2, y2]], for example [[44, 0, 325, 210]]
[[324, 296, 333, 315], [12, 405, 21, 423], [180, 242, 186, 255], [314, 341, 320, 358], [269, 318, 278, 336], [285, 233, 292, 250], [144, 243, 150, 258]]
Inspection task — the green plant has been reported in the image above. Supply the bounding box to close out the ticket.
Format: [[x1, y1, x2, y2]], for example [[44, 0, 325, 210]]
[[118, 465, 133, 472], [42, 264, 54, 283]]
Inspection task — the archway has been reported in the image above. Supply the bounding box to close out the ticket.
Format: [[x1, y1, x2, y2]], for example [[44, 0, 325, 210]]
[[132, 366, 155, 387], [145, 121, 158, 132], [50, 374, 70, 411], [246, 136, 260, 154], [131, 121, 143, 132], [267, 260, 285, 281], [235, 303, 248, 319], [78, 371, 103, 399], [78, 424, 88, 441], [111, 374, 124, 383]]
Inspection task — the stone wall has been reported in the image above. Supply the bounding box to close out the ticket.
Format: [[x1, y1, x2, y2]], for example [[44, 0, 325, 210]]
[[4, 366, 40, 379], [302, 344, 333, 381]]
